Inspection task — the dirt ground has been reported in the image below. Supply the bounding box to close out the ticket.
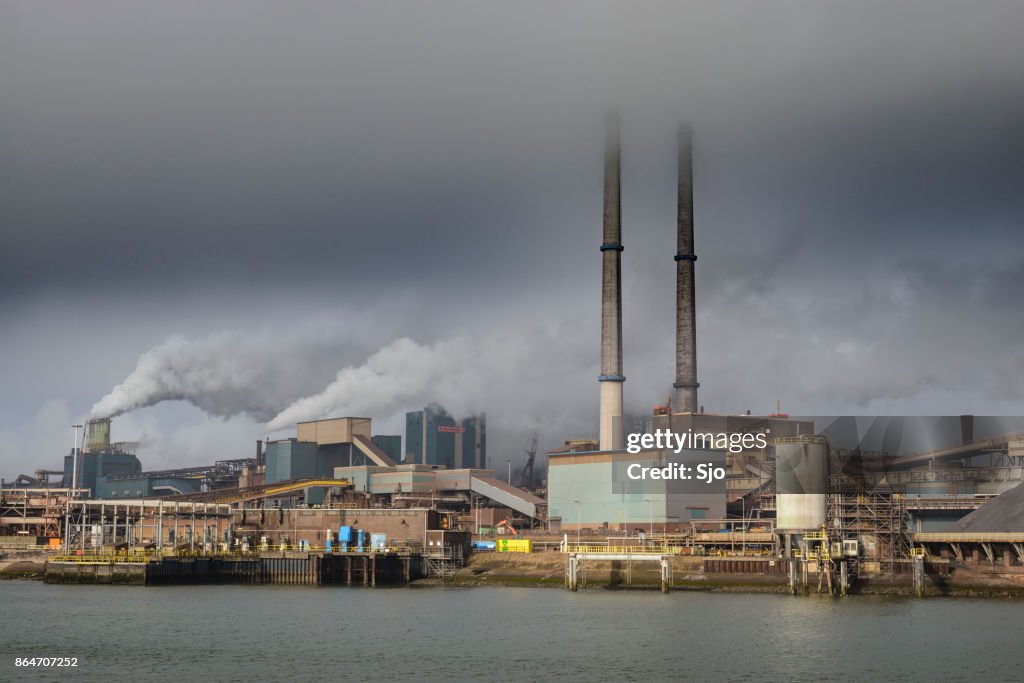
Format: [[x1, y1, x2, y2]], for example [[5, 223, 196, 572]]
[[0, 550, 48, 579]]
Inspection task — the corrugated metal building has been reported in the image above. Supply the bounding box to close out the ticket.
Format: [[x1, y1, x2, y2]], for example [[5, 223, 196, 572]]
[[94, 474, 203, 499], [405, 405, 486, 469], [547, 448, 726, 532], [62, 451, 142, 494]]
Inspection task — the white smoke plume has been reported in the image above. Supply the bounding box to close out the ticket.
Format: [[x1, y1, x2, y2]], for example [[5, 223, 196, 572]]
[[89, 326, 370, 421], [90, 320, 599, 442], [266, 328, 595, 434]]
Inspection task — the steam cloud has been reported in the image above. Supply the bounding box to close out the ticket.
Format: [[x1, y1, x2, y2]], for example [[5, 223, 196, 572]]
[[265, 331, 591, 433], [91, 322, 597, 439], [89, 327, 368, 421]]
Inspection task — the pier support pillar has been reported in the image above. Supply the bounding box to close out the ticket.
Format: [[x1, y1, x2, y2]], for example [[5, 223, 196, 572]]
[[913, 557, 925, 598]]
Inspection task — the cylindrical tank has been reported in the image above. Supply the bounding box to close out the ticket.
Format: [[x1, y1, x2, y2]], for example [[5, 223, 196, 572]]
[[775, 436, 828, 531]]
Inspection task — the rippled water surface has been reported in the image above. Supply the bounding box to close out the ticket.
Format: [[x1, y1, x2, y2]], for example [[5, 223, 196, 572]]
[[2, 582, 1021, 682]]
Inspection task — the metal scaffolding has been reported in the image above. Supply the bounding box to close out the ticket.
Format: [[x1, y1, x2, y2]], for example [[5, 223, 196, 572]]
[[62, 499, 232, 553], [0, 488, 86, 538], [829, 484, 910, 575], [423, 546, 462, 578]]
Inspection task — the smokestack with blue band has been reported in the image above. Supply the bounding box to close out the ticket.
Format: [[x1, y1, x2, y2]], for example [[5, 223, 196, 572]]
[[674, 123, 699, 414], [599, 111, 625, 450]]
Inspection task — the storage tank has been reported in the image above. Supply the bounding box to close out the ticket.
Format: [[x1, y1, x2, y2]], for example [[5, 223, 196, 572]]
[[775, 436, 828, 531]]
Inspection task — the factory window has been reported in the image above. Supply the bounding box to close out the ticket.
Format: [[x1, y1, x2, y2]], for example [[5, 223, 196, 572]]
[[690, 509, 706, 520]]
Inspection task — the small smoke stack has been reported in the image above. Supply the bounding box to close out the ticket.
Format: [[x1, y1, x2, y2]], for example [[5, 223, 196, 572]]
[[674, 124, 699, 414], [85, 417, 111, 453], [960, 415, 974, 445], [598, 111, 625, 451], [256, 439, 264, 467]]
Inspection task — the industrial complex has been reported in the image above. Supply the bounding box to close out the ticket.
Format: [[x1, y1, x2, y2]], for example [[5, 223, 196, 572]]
[[4, 116, 1024, 596]]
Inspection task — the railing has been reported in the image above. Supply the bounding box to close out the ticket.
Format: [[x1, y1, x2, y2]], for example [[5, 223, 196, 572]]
[[562, 544, 683, 555], [49, 542, 424, 563], [50, 551, 159, 564], [910, 532, 1024, 543], [242, 543, 411, 554], [213, 478, 352, 503]]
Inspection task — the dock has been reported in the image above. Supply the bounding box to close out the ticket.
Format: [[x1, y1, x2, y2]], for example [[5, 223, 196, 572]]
[[45, 548, 423, 586]]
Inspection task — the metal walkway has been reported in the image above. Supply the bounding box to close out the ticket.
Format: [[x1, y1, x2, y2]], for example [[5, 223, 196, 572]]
[[469, 475, 547, 520], [563, 548, 674, 592], [352, 435, 398, 467]]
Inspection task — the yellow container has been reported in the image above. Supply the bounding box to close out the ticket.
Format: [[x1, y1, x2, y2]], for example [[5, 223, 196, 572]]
[[496, 539, 532, 553]]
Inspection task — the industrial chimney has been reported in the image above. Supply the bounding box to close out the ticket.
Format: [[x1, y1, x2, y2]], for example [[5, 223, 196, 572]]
[[599, 111, 625, 450], [674, 124, 699, 413]]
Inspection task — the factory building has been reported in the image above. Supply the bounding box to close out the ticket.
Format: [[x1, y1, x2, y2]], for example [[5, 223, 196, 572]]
[[53, 419, 261, 500], [369, 435, 402, 464], [231, 506, 448, 550], [266, 417, 400, 503], [94, 474, 203, 499], [335, 464, 545, 523], [61, 418, 142, 495], [405, 405, 486, 469], [264, 440, 326, 484], [548, 448, 726, 531]]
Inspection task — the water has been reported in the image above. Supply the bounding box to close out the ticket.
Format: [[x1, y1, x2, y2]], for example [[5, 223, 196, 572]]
[[1, 582, 1021, 682]]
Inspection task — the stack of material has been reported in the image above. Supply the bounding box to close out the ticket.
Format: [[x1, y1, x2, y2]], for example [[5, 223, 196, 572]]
[[952, 482, 1024, 532]]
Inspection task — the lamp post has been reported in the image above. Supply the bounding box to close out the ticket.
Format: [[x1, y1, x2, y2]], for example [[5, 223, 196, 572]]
[[622, 496, 628, 536], [741, 497, 746, 556], [644, 498, 655, 535], [573, 499, 581, 546]]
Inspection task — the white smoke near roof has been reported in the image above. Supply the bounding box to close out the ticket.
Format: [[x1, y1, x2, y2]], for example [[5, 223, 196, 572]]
[[266, 328, 595, 434], [265, 338, 455, 431], [89, 325, 372, 421]]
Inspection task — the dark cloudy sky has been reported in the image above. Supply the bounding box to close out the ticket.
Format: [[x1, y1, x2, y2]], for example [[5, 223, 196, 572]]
[[2, 1, 1023, 479]]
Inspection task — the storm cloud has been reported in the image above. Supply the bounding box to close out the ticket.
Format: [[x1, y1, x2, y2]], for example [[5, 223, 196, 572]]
[[2, 1, 1023, 477]]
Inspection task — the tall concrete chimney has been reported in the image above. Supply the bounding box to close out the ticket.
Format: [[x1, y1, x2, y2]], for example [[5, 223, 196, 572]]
[[674, 124, 699, 413], [599, 111, 625, 451]]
